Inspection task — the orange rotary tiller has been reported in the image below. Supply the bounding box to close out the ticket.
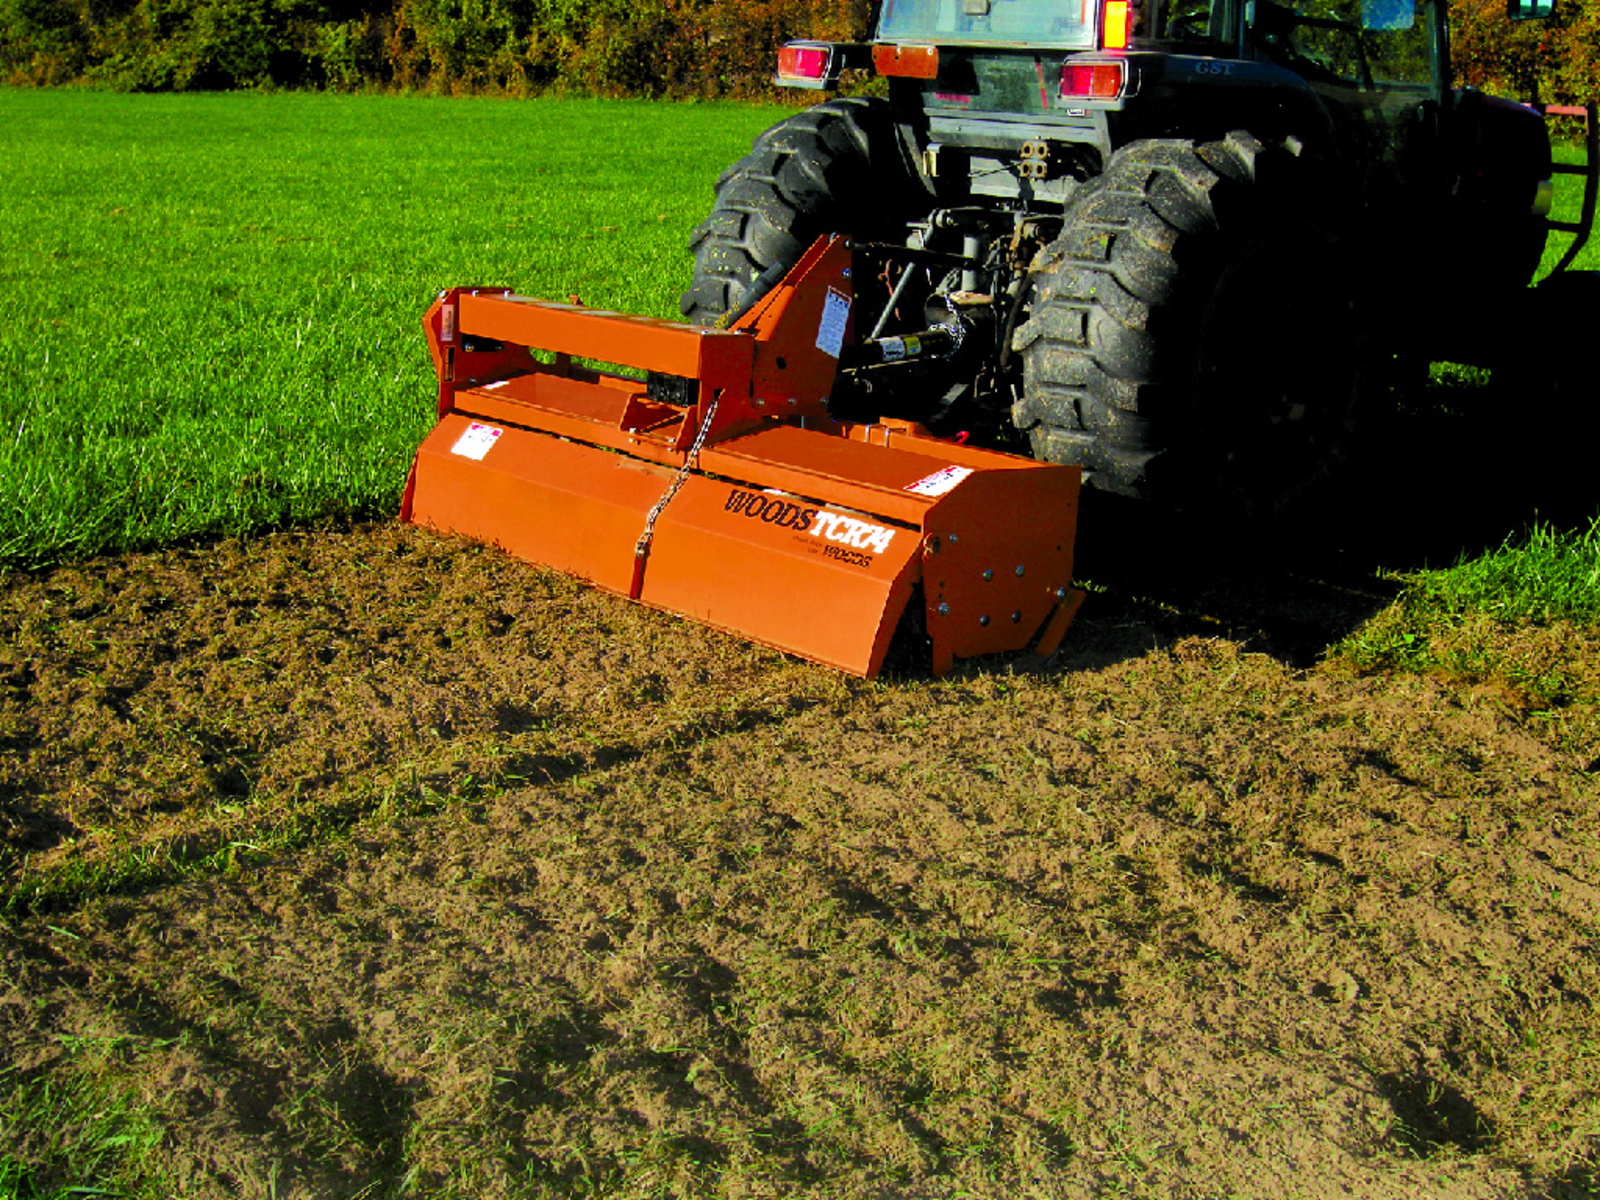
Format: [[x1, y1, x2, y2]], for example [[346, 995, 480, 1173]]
[[402, 235, 1084, 678]]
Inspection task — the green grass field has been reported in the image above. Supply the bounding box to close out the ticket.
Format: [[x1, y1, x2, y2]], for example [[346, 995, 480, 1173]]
[[0, 90, 792, 569]]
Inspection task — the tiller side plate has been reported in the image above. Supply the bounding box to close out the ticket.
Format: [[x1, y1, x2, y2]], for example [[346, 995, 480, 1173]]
[[402, 236, 1084, 678]]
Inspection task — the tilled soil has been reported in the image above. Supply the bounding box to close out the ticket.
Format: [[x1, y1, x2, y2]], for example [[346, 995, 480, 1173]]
[[1, 521, 1597, 1198]]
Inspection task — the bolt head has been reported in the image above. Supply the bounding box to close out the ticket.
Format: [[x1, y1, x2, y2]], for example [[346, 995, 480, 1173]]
[[1011, 610, 1022, 623], [1015, 565, 1026, 577], [937, 602, 951, 617], [979, 614, 991, 627], [983, 569, 993, 581]]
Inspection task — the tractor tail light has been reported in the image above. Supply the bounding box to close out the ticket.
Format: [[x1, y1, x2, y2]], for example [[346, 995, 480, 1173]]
[[1060, 61, 1127, 100], [776, 43, 834, 88]]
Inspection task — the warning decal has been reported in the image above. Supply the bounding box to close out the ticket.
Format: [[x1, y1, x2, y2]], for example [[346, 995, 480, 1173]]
[[816, 287, 851, 359], [904, 465, 974, 497], [450, 422, 502, 461]]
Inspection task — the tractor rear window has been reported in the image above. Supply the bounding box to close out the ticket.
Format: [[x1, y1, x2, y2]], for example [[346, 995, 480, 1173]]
[[878, 0, 1098, 48], [1252, 0, 1435, 85]]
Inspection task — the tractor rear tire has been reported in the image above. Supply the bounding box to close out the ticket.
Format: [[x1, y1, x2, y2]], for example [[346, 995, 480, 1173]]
[[679, 98, 929, 325], [1011, 132, 1366, 516]]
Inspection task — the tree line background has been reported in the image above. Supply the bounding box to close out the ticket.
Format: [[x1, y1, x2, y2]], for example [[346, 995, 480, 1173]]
[[0, 0, 1595, 105], [0, 0, 868, 94]]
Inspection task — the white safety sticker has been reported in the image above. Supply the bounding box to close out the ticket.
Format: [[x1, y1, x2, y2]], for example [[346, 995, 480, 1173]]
[[450, 422, 502, 461], [440, 302, 456, 344], [904, 465, 974, 497], [816, 287, 851, 359]]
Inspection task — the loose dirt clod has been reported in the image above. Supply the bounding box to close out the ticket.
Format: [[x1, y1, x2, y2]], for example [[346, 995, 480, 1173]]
[[1, 523, 1597, 1199]]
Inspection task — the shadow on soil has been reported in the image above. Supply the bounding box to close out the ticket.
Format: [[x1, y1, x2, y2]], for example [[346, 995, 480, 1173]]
[[90, 975, 423, 1196], [1534, 1162, 1600, 1200], [1062, 386, 1600, 671], [1374, 1069, 1497, 1155]]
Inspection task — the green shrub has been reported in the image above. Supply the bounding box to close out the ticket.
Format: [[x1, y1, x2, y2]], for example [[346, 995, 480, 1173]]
[[300, 12, 390, 88], [78, 0, 310, 90], [388, 0, 532, 92], [0, 0, 866, 93], [1450, 0, 1600, 108], [0, 0, 87, 84]]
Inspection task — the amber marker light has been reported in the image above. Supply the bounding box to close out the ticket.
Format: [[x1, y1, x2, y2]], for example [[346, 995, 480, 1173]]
[[1102, 0, 1131, 49], [872, 43, 940, 79]]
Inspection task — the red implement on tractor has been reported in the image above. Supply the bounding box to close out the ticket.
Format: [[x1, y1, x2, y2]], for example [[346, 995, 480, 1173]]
[[402, 235, 1084, 678]]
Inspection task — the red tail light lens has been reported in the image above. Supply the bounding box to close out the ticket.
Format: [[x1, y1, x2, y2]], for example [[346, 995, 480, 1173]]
[[1102, 0, 1131, 48], [1060, 61, 1126, 99], [777, 44, 832, 83]]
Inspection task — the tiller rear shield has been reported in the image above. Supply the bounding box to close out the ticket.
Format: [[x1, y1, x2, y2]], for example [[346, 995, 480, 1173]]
[[403, 236, 1083, 678]]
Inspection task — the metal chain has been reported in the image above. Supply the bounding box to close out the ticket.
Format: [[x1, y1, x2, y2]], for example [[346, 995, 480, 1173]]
[[632, 393, 722, 582]]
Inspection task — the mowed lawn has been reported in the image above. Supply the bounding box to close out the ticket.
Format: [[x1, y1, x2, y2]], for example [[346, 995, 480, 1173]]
[[0, 90, 794, 568]]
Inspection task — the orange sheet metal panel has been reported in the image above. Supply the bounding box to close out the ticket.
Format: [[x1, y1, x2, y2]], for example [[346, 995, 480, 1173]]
[[698, 424, 968, 528], [466, 373, 636, 428], [408, 409, 1081, 676], [408, 412, 672, 595], [455, 378, 689, 471], [407, 414, 926, 676], [738, 236, 854, 424], [642, 476, 922, 676], [918, 462, 1082, 674]]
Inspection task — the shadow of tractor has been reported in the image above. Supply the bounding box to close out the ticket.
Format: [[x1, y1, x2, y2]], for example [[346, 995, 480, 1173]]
[[1061, 370, 1599, 671]]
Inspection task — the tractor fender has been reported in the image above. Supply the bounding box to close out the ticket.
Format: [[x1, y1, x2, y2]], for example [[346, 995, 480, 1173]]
[[1109, 55, 1339, 161], [1444, 88, 1552, 211]]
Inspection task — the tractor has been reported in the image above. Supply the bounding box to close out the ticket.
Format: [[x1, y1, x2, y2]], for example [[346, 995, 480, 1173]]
[[403, 0, 1595, 677], [680, 0, 1598, 516]]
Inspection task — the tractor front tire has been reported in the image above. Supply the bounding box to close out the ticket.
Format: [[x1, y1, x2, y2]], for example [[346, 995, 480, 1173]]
[[1012, 132, 1367, 516], [679, 98, 927, 325]]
